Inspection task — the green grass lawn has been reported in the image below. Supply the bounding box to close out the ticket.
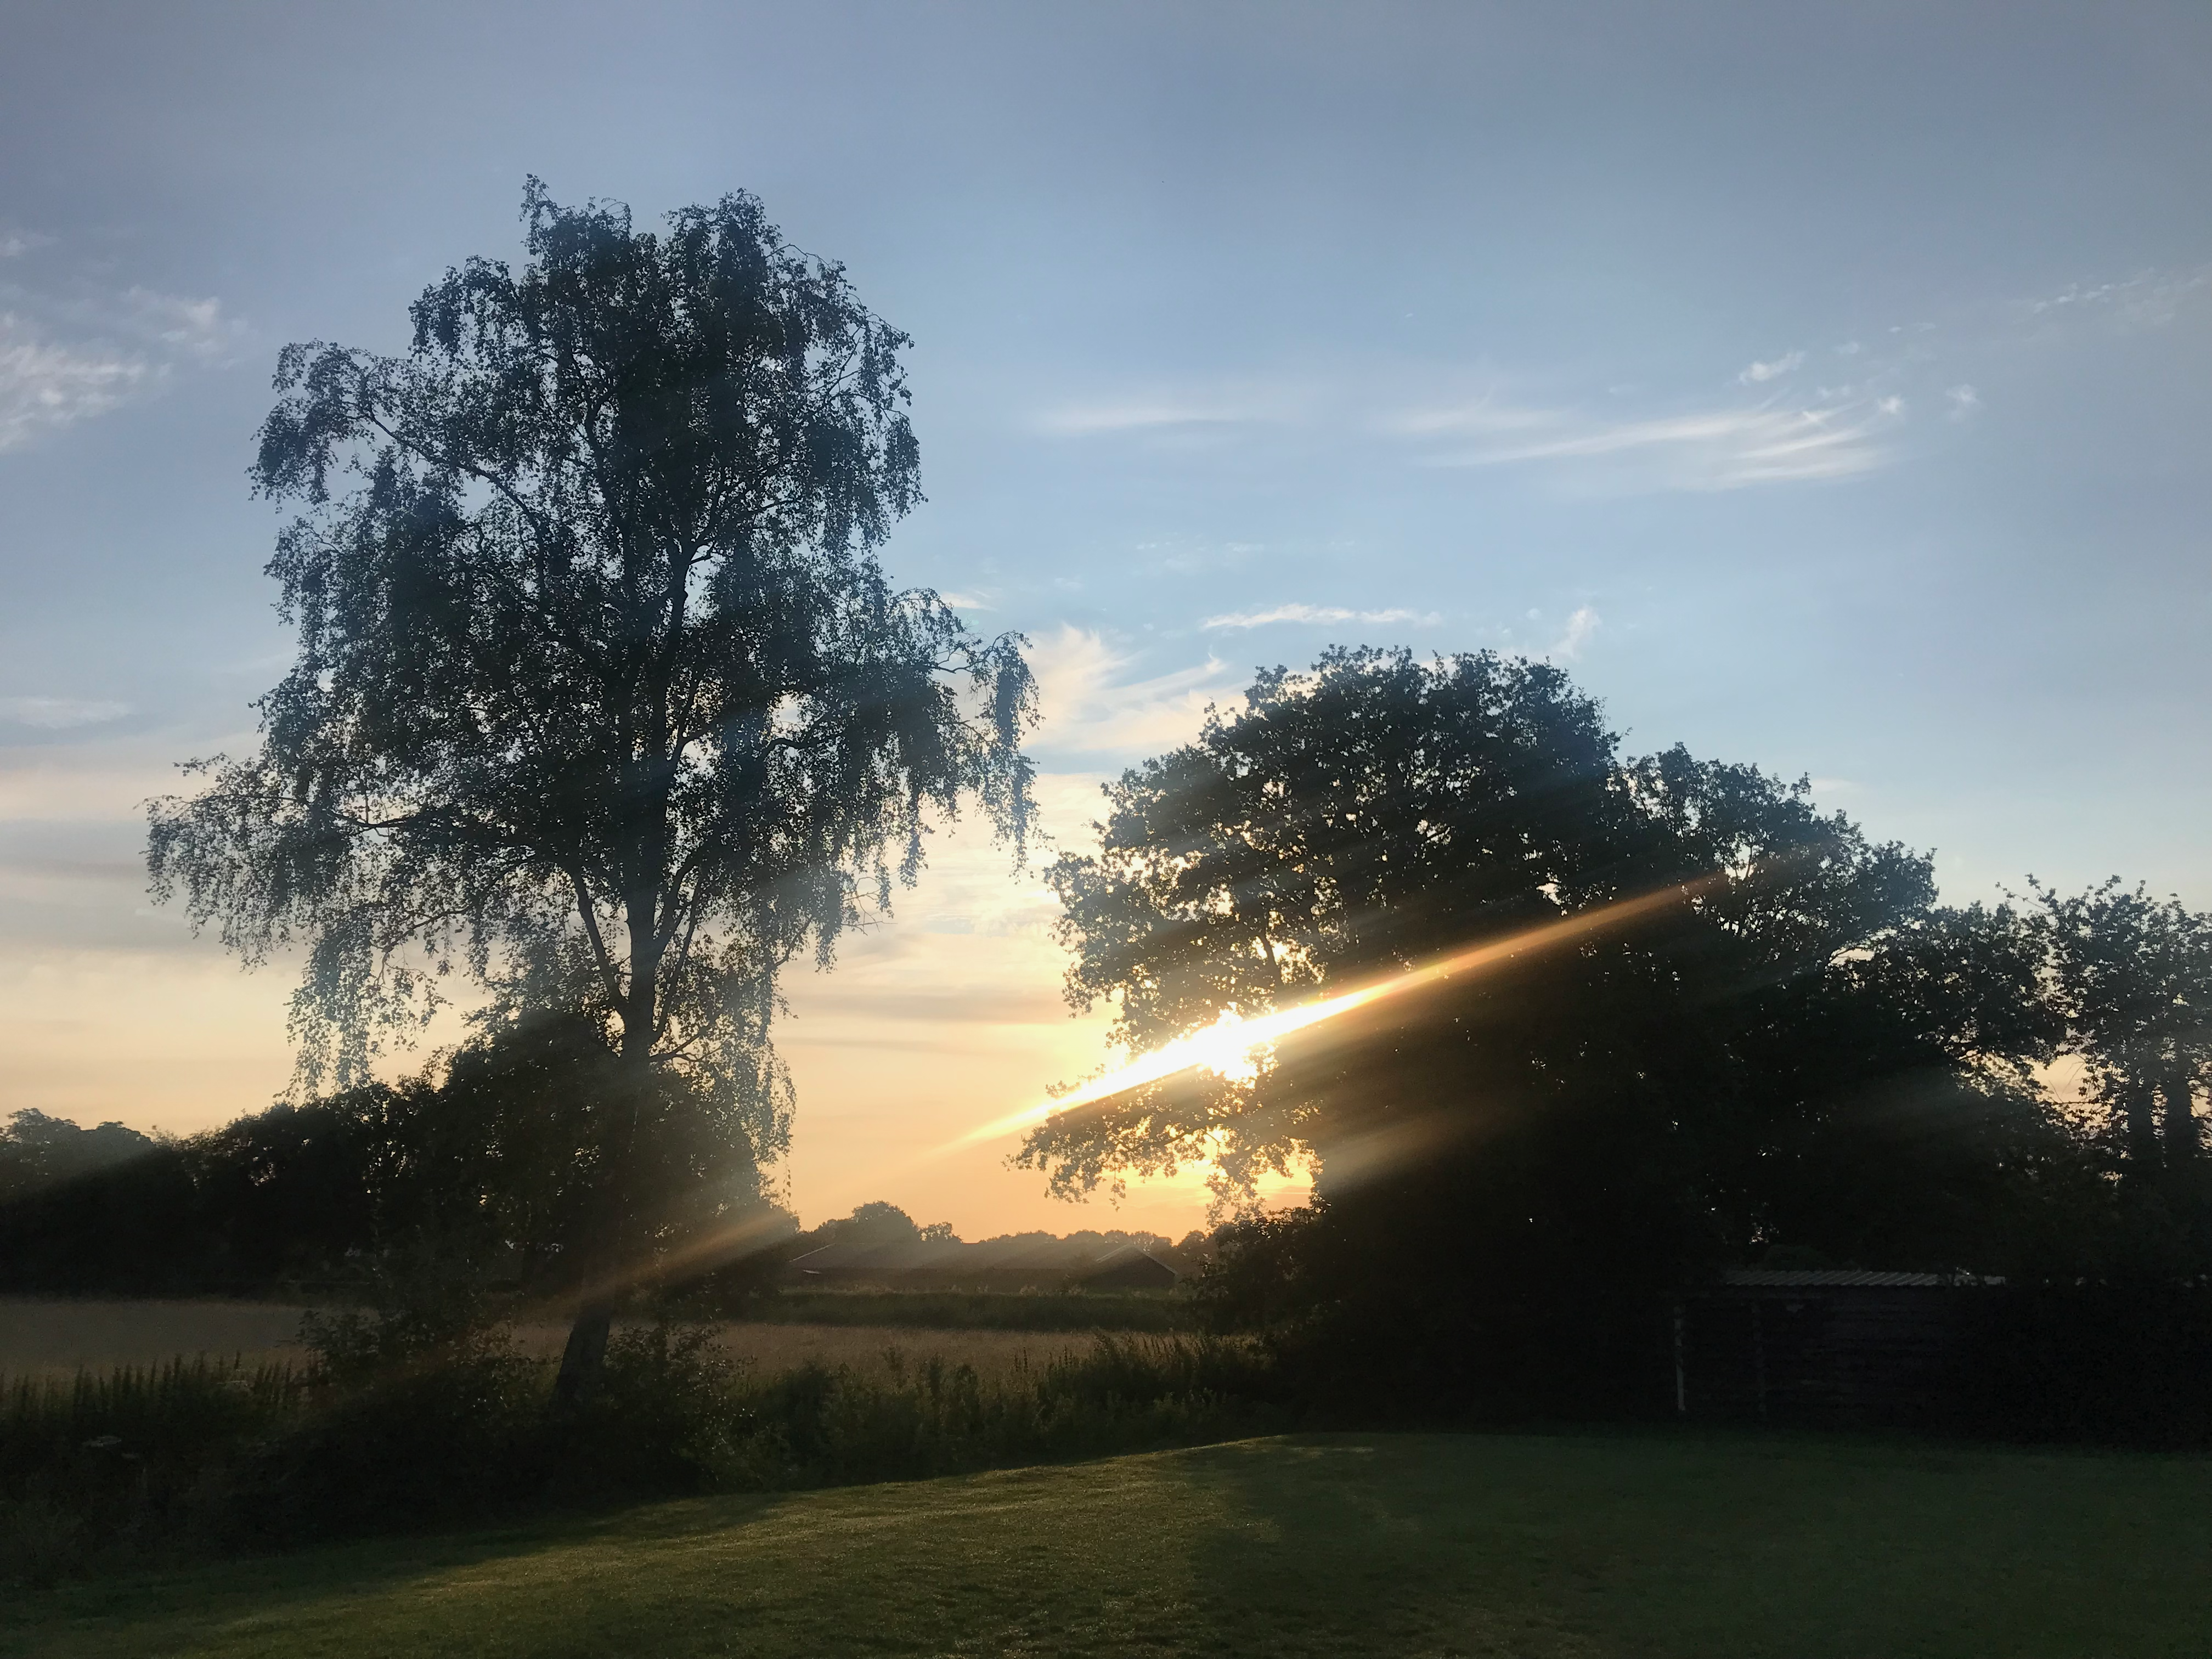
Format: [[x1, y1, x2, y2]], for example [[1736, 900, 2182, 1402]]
[[8, 1430, 2208, 1658]]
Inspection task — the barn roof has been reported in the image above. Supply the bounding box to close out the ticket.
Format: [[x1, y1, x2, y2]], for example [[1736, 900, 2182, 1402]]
[[1716, 1269, 2004, 1288]]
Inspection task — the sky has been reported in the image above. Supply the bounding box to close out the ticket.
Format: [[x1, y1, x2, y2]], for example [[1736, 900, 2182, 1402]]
[[1, 1, 2207, 1238]]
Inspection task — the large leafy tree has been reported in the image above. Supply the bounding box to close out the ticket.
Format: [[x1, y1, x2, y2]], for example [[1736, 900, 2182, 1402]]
[[1033, 648, 2070, 1408], [2031, 879, 2211, 1187], [149, 182, 1035, 1390]]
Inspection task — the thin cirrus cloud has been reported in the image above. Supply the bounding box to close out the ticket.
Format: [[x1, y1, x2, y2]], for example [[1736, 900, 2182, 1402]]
[[0, 321, 153, 452], [1737, 349, 1806, 385], [1040, 352, 1911, 492], [0, 695, 131, 730], [0, 258, 245, 452], [1026, 624, 1243, 757], [1407, 395, 1904, 490], [1034, 384, 1305, 437], [1547, 606, 1600, 662], [1201, 602, 1438, 631]]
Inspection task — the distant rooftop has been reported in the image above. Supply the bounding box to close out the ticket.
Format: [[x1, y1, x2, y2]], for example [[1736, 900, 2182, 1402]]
[[1716, 1269, 2004, 1289]]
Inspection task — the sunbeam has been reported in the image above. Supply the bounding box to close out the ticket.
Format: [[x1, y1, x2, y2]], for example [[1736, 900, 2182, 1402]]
[[946, 877, 1712, 1152]]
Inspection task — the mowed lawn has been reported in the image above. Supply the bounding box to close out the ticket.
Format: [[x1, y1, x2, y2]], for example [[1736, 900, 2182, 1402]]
[[8, 1430, 2208, 1659]]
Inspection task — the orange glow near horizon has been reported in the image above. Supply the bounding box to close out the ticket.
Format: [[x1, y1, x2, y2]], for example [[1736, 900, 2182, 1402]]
[[948, 878, 1708, 1153]]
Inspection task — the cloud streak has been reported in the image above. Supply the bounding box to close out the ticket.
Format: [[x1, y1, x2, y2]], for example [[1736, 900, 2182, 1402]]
[[1737, 350, 1805, 385], [1035, 382, 1305, 437], [1201, 602, 1438, 631], [0, 267, 244, 452], [0, 696, 131, 729], [1547, 606, 1600, 662], [1028, 625, 1243, 755], [0, 320, 151, 451], [1414, 397, 1901, 490]]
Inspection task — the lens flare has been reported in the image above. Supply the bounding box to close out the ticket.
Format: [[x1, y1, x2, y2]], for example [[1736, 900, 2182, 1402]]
[[947, 879, 1705, 1152]]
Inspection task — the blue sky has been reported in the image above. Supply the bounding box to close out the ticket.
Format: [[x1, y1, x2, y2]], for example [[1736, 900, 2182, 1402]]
[[1, 2, 2206, 1232]]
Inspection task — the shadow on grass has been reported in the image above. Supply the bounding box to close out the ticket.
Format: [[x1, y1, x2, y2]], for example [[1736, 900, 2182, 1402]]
[[1179, 1428, 2212, 1659], [14, 1430, 2212, 1659]]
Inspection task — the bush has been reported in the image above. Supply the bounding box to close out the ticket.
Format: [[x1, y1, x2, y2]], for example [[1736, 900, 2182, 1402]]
[[0, 1359, 306, 1584]]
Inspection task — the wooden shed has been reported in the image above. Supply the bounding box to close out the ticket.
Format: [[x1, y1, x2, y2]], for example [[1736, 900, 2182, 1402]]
[[1673, 1269, 1999, 1426]]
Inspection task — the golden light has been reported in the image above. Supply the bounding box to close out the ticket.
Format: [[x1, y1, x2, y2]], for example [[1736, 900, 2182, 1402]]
[[946, 878, 1706, 1152], [568, 877, 1714, 1304]]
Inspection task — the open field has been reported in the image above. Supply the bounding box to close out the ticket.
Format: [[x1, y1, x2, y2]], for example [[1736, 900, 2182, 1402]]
[[8, 1430, 2209, 1658], [0, 1300, 309, 1379], [0, 1299, 1091, 1384], [738, 1288, 1195, 1331]]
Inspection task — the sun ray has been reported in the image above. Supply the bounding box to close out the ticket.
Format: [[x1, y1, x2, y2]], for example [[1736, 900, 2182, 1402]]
[[946, 878, 1708, 1152]]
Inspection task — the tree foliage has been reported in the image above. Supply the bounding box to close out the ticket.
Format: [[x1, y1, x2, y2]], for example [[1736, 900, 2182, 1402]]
[[1033, 648, 2083, 1409], [0, 1109, 155, 1204], [2030, 878, 2210, 1178], [145, 183, 1035, 1251], [0, 1016, 783, 1297]]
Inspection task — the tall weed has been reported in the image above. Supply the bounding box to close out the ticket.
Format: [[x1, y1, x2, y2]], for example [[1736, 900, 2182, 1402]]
[[2, 1328, 1277, 1585]]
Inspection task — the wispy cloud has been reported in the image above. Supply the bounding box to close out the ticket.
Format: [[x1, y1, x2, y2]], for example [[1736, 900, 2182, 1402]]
[[1035, 382, 1305, 437], [0, 695, 131, 730], [121, 287, 243, 360], [1383, 398, 1560, 438], [1028, 625, 1242, 755], [1945, 385, 1980, 421], [1547, 606, 1600, 662], [1201, 602, 1437, 631], [1423, 398, 1899, 489], [0, 320, 152, 451], [1738, 350, 1805, 384], [0, 264, 245, 452], [936, 590, 994, 611], [2019, 264, 2211, 332]]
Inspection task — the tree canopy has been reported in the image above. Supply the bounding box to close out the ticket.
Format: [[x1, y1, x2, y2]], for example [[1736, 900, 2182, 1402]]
[[1030, 648, 2083, 1408], [2032, 878, 2211, 1180], [147, 183, 1034, 1274]]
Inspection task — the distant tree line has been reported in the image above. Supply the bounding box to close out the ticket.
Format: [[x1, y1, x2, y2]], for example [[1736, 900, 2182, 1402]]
[[0, 1012, 770, 1298], [0, 1100, 1210, 1300], [790, 1199, 1213, 1275]]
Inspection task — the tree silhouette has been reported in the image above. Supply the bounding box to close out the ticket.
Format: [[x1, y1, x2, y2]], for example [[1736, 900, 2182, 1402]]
[[1034, 648, 2072, 1408], [148, 181, 1035, 1396], [2032, 879, 2211, 1187]]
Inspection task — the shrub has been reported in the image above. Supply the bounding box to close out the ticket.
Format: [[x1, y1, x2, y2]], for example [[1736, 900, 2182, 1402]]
[[1, 1326, 1278, 1585], [0, 1359, 306, 1584]]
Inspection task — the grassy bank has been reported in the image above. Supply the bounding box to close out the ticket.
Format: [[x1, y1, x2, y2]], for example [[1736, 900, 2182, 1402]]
[[8, 1430, 2208, 1658]]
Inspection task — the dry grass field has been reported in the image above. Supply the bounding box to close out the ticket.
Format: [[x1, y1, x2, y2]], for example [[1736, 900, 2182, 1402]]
[[0, 1299, 309, 1380], [0, 1298, 1089, 1384]]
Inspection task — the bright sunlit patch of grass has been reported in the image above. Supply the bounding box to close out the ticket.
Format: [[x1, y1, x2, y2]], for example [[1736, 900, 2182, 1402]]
[[9, 1430, 2210, 1659]]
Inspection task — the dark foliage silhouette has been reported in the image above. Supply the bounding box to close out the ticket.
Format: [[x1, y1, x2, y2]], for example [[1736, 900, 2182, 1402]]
[[144, 181, 1035, 1396], [0, 1015, 785, 1299], [1035, 648, 2090, 1413]]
